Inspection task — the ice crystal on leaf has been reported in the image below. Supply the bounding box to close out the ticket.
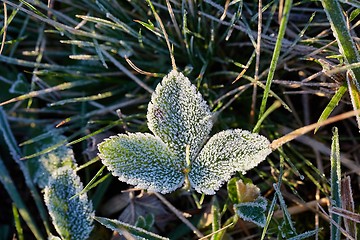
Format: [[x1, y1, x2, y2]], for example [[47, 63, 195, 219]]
[[44, 167, 94, 240], [189, 129, 271, 195], [98, 70, 271, 195], [28, 128, 76, 188], [98, 133, 184, 194], [147, 70, 213, 160], [234, 196, 267, 227]]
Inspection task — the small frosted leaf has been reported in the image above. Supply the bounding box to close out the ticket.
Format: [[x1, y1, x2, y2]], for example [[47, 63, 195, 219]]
[[28, 128, 76, 188], [9, 74, 30, 94], [98, 133, 184, 194], [147, 70, 213, 160], [234, 196, 267, 227], [44, 167, 94, 240], [189, 129, 271, 194], [95, 216, 169, 240]]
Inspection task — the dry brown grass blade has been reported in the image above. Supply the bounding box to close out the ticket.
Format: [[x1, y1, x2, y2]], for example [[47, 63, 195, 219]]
[[270, 109, 360, 150], [338, 176, 358, 239], [276, 126, 360, 176], [273, 197, 329, 219]]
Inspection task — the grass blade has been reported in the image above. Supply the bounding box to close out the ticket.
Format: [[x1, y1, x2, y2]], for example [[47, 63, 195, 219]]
[[95, 216, 169, 240], [258, 0, 292, 119], [330, 127, 341, 240], [315, 82, 347, 133], [0, 107, 50, 234], [346, 72, 360, 129], [12, 204, 24, 240], [0, 158, 44, 240], [320, 0, 360, 88]]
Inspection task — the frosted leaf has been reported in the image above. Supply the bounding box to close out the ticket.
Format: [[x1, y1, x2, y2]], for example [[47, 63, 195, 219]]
[[147, 70, 213, 160], [189, 129, 271, 194], [44, 167, 94, 240], [234, 196, 267, 227], [98, 70, 271, 195], [28, 128, 76, 188], [98, 133, 184, 194]]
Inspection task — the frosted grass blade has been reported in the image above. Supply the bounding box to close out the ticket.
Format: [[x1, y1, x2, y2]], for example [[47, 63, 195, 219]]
[[95, 216, 169, 240]]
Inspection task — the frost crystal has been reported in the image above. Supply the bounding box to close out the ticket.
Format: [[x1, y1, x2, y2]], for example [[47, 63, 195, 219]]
[[147, 70, 213, 160], [98, 70, 271, 195], [189, 129, 271, 194], [234, 196, 267, 227], [28, 128, 76, 188], [98, 133, 184, 194], [44, 167, 94, 240]]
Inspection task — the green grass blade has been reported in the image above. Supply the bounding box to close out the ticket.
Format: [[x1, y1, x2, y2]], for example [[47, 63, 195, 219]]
[[320, 0, 360, 88], [315, 82, 347, 133], [71, 165, 108, 199], [211, 197, 223, 240], [346, 72, 360, 129], [0, 107, 50, 234], [330, 127, 341, 240], [258, 0, 292, 119], [95, 216, 169, 240], [12, 204, 24, 240], [253, 100, 281, 133], [0, 158, 44, 240]]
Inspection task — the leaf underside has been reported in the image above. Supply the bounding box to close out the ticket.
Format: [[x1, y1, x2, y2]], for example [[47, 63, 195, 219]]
[[98, 133, 185, 194], [189, 129, 272, 195], [147, 70, 213, 160]]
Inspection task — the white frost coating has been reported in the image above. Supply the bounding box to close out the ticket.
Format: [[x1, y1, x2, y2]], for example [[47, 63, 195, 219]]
[[95, 216, 170, 240], [31, 130, 76, 189], [189, 129, 272, 195], [98, 133, 185, 194], [44, 167, 94, 240], [98, 70, 272, 195], [234, 196, 267, 227], [147, 70, 213, 161]]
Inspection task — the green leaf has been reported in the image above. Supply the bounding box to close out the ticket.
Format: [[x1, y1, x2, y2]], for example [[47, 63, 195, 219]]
[[234, 196, 267, 227], [98, 133, 184, 194], [94, 216, 169, 240], [98, 71, 271, 195], [189, 129, 271, 194], [9, 74, 30, 94], [147, 70, 213, 161], [227, 178, 240, 204], [27, 127, 76, 188], [44, 167, 94, 240]]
